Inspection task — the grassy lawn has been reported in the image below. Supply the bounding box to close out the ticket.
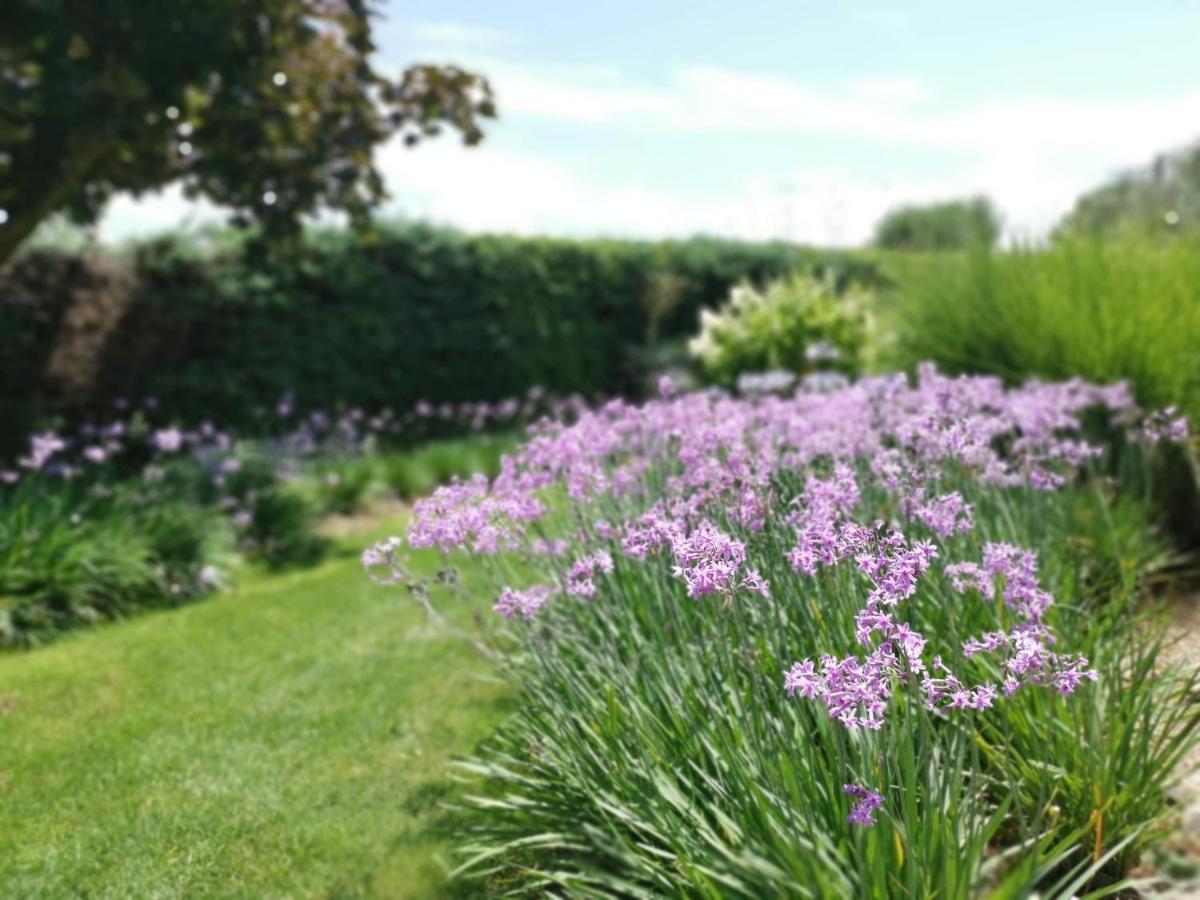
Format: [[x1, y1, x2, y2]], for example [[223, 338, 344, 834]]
[[0, 513, 507, 898]]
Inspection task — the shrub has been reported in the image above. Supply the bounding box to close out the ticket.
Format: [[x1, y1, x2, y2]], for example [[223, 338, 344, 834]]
[[306, 456, 384, 516], [0, 479, 233, 646], [240, 484, 326, 569], [873, 196, 1001, 252], [135, 498, 234, 588], [212, 454, 327, 568], [688, 273, 867, 387], [1058, 141, 1200, 239], [886, 235, 1200, 419], [884, 234, 1200, 540], [382, 435, 516, 500], [0, 225, 882, 444], [373, 369, 1195, 896]]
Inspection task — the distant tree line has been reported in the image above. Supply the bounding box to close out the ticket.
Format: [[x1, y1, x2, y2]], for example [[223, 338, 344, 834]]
[[872, 196, 1000, 252]]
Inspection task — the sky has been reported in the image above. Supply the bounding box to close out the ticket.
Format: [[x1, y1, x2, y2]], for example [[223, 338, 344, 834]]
[[100, 0, 1200, 246]]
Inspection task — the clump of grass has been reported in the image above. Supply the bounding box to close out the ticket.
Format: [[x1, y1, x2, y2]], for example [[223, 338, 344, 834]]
[[0, 480, 234, 646], [305, 456, 386, 515], [383, 434, 517, 500], [884, 234, 1200, 427], [450, 482, 1192, 897], [376, 374, 1199, 896], [883, 234, 1200, 543]]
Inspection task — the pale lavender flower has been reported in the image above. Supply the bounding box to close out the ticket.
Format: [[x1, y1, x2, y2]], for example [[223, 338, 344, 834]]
[[567, 550, 614, 598], [494, 585, 555, 620], [844, 784, 884, 826], [19, 432, 66, 470], [363, 537, 406, 585], [669, 521, 747, 598], [152, 428, 184, 453]]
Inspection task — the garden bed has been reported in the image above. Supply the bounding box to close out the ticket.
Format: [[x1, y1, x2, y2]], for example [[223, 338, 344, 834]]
[[370, 368, 1200, 897]]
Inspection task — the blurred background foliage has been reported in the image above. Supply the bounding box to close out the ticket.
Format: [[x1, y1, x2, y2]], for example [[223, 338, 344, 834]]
[[1058, 140, 1200, 240], [872, 195, 1001, 252], [0, 0, 494, 263], [688, 272, 869, 388], [0, 226, 879, 448]]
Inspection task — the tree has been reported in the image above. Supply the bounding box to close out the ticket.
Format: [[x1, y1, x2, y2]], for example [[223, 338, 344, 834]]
[[872, 196, 1000, 252], [1056, 142, 1200, 239], [0, 0, 495, 264]]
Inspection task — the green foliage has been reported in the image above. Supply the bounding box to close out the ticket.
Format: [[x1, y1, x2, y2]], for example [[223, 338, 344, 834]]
[[884, 234, 1200, 542], [0, 427, 523, 647], [305, 456, 384, 516], [227, 467, 327, 570], [1058, 142, 1200, 239], [0, 226, 881, 439], [0, 1, 495, 262], [383, 434, 516, 499], [874, 196, 1001, 251], [0, 480, 233, 646], [688, 273, 868, 386], [136, 498, 232, 584], [886, 233, 1200, 427], [453, 467, 1190, 896]]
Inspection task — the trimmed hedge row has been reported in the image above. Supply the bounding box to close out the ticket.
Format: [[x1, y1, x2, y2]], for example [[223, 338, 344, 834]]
[[0, 224, 880, 444]]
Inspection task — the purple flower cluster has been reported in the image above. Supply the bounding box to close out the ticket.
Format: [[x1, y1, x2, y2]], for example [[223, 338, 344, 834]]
[[783, 525, 1097, 744], [947, 544, 1097, 698], [397, 367, 1183, 628], [371, 366, 1187, 828], [567, 550, 614, 598], [408, 474, 544, 555], [1, 386, 581, 488], [362, 536, 406, 585], [494, 585, 556, 620], [669, 521, 767, 599], [844, 783, 885, 826]]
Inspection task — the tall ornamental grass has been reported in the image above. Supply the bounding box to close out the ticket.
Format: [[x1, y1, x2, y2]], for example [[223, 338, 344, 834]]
[[885, 235, 1200, 426], [368, 367, 1198, 897]]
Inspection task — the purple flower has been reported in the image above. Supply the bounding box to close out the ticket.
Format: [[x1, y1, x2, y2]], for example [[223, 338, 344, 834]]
[[494, 585, 555, 620], [567, 550, 614, 598], [19, 432, 66, 470], [669, 521, 747, 598], [844, 783, 884, 826], [914, 491, 973, 537], [152, 428, 184, 454], [362, 537, 405, 585]]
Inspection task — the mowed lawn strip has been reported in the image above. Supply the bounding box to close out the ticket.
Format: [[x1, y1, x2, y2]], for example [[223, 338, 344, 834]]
[[0, 514, 507, 898]]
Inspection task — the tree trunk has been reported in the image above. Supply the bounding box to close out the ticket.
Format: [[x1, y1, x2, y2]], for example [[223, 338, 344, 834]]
[[0, 137, 107, 268], [0, 201, 51, 267]]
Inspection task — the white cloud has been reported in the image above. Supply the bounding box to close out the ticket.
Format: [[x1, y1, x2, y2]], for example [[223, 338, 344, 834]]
[[491, 61, 1200, 158], [848, 76, 931, 105], [475, 61, 1200, 238], [377, 139, 735, 238], [402, 21, 514, 49], [375, 140, 996, 246], [98, 185, 225, 244], [95, 53, 1200, 246]]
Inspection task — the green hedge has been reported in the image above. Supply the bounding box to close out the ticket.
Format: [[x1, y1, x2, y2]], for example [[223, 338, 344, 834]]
[[0, 224, 879, 443]]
